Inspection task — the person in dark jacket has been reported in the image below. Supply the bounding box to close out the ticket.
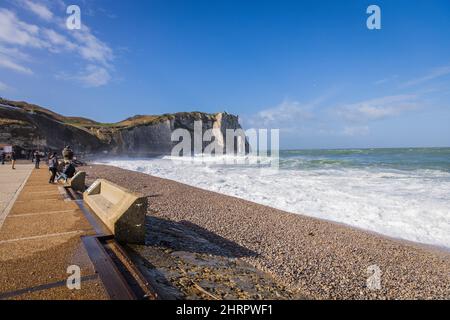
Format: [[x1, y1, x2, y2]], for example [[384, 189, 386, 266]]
[[56, 161, 76, 183], [1, 152, 4, 165], [11, 151, 16, 170], [34, 151, 41, 169], [48, 153, 58, 184]]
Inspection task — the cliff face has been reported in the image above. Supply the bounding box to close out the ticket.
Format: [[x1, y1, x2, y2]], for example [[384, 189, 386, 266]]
[[0, 101, 107, 153], [0, 98, 247, 156], [85, 112, 246, 155]]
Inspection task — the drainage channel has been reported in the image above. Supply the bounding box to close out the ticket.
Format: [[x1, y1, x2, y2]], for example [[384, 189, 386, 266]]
[[63, 186, 158, 300]]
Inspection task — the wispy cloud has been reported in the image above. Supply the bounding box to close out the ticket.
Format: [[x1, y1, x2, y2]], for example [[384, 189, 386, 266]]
[[0, 43, 33, 74], [42, 28, 77, 52], [342, 126, 369, 136], [244, 90, 428, 142], [57, 64, 111, 88], [18, 0, 53, 21], [78, 65, 111, 87], [97, 7, 118, 19], [71, 26, 114, 66], [401, 66, 450, 88], [0, 8, 47, 48], [0, 81, 14, 92], [246, 99, 313, 130], [0, 53, 33, 74], [0, 2, 115, 87], [374, 75, 398, 85], [336, 94, 418, 123], [0, 45, 31, 60]]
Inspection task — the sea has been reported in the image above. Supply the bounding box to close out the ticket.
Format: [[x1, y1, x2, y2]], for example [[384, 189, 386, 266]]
[[96, 147, 450, 249]]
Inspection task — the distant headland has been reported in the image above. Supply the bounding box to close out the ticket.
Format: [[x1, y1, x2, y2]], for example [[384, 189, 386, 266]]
[[0, 98, 245, 156]]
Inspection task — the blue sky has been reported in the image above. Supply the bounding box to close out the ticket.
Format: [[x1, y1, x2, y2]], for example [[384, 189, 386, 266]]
[[0, 0, 449, 149]]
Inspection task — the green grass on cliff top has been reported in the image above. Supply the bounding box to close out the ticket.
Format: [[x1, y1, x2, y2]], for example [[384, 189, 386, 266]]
[[1, 98, 219, 130]]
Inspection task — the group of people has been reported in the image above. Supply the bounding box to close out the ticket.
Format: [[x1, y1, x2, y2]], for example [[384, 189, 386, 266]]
[[1, 146, 77, 183], [0, 151, 15, 168], [1, 150, 41, 169], [48, 146, 77, 184]]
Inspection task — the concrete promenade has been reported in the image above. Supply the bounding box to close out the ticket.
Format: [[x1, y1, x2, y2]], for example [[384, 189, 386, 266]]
[[0, 163, 33, 229], [0, 164, 108, 300]]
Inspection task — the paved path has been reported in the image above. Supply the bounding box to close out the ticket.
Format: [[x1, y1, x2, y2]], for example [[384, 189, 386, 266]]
[[0, 166, 108, 300], [0, 164, 33, 229]]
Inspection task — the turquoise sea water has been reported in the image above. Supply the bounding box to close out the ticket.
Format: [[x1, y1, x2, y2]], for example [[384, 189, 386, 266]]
[[279, 147, 450, 172]]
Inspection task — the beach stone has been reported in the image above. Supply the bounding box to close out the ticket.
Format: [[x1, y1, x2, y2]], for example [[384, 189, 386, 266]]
[[83, 165, 450, 300]]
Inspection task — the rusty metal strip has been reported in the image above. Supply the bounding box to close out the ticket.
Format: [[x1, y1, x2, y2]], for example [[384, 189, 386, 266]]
[[64, 185, 155, 300], [82, 235, 136, 300], [103, 239, 158, 300]]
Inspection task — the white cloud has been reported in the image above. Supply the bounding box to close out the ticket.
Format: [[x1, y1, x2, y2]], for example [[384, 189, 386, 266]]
[[245, 91, 423, 141], [0, 81, 13, 92], [42, 28, 76, 52], [247, 100, 313, 130], [337, 95, 418, 123], [72, 26, 114, 66], [77, 65, 111, 87], [0, 43, 33, 74], [18, 0, 53, 21], [402, 66, 450, 88], [58, 65, 112, 87], [0, 8, 44, 74], [342, 126, 369, 136], [374, 75, 398, 85], [0, 9, 46, 48], [0, 45, 31, 60], [97, 7, 118, 19], [0, 4, 115, 86], [374, 78, 389, 85], [0, 53, 33, 74]]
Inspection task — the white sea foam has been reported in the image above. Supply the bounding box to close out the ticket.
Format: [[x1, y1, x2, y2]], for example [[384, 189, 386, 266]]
[[96, 157, 450, 249]]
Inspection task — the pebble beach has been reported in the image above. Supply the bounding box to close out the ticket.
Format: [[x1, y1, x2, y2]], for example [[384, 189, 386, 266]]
[[82, 164, 450, 299]]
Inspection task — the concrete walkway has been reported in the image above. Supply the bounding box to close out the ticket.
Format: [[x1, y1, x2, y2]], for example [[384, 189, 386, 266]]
[[0, 163, 33, 229], [0, 165, 109, 300]]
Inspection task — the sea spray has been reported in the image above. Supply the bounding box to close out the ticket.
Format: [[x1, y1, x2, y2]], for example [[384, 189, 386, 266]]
[[97, 147, 450, 249]]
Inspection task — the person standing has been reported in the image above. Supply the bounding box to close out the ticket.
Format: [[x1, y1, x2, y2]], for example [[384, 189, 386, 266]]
[[48, 153, 58, 184], [1, 152, 4, 165], [11, 151, 16, 170], [62, 146, 74, 162], [34, 151, 41, 169]]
